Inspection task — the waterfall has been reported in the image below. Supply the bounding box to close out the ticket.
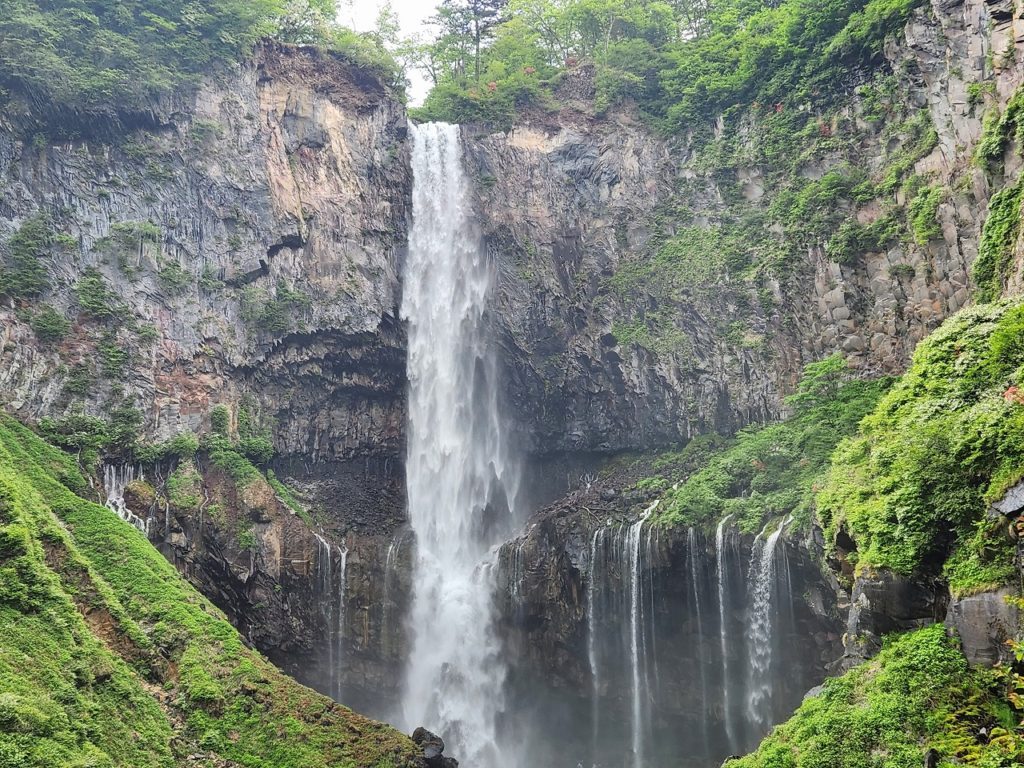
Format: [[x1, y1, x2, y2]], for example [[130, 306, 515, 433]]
[[401, 122, 521, 767], [381, 529, 407, 658], [314, 534, 347, 700], [716, 516, 737, 752], [745, 516, 790, 735], [688, 527, 709, 758], [103, 464, 149, 534], [627, 502, 657, 768], [336, 541, 348, 701], [587, 525, 604, 755]]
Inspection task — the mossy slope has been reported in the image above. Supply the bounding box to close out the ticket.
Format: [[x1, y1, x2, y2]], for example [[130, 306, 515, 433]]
[[818, 299, 1024, 595], [0, 415, 417, 768], [729, 625, 1023, 768]]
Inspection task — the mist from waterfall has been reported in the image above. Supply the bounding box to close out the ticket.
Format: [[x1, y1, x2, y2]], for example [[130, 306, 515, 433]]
[[401, 122, 521, 767]]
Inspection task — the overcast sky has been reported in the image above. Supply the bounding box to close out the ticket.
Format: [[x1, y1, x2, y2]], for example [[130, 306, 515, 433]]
[[340, 0, 435, 104]]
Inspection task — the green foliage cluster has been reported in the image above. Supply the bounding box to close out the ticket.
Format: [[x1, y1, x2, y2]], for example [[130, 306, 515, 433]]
[[39, 403, 144, 465], [817, 299, 1024, 594], [240, 281, 311, 336], [74, 268, 122, 320], [0, 414, 418, 767], [28, 305, 70, 343], [167, 460, 202, 512], [157, 261, 192, 295], [974, 175, 1024, 303], [729, 624, 1023, 768], [907, 184, 946, 246], [656, 356, 891, 533], [0, 0, 402, 124], [0, 215, 56, 299], [414, 0, 927, 129], [974, 86, 1024, 170]]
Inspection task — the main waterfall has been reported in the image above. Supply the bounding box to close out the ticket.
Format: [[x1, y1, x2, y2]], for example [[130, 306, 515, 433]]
[[401, 122, 521, 766]]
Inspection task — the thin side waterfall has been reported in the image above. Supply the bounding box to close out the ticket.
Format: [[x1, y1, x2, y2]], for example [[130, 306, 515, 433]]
[[335, 541, 348, 701], [745, 516, 790, 734], [104, 464, 149, 534], [688, 526, 710, 758], [401, 122, 521, 767], [627, 502, 657, 768], [314, 534, 348, 701], [587, 526, 603, 751], [716, 516, 737, 752], [381, 529, 407, 658]]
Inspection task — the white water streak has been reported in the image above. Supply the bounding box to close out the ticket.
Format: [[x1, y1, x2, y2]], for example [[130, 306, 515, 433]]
[[104, 464, 149, 534], [716, 516, 737, 752], [745, 516, 791, 732], [401, 122, 520, 767], [628, 502, 657, 768]]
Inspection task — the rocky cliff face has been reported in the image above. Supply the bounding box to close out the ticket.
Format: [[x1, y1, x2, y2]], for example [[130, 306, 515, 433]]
[[0, 41, 413, 715], [465, 0, 1024, 456], [3, 0, 1024, 751]]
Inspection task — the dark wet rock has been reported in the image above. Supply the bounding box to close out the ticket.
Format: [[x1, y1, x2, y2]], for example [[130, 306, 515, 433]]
[[412, 728, 459, 768], [840, 569, 948, 666], [945, 588, 1020, 666]]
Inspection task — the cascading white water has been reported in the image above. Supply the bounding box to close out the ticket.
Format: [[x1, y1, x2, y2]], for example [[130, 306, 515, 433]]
[[381, 529, 407, 658], [314, 533, 348, 701], [336, 541, 348, 701], [745, 516, 790, 733], [688, 526, 710, 757], [401, 122, 520, 767], [626, 502, 657, 768], [587, 526, 604, 749], [716, 516, 737, 752], [104, 464, 149, 534]]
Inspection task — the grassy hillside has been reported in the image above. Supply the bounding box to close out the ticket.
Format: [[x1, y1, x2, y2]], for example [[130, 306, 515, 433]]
[[0, 414, 418, 768]]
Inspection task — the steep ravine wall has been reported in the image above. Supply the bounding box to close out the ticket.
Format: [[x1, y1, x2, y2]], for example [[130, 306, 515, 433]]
[[0, 41, 414, 716], [467, 0, 1024, 455], [2, 0, 1024, 755]]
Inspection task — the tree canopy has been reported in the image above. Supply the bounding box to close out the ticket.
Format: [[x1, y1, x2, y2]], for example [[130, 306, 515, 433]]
[[409, 0, 926, 128], [0, 0, 400, 124]]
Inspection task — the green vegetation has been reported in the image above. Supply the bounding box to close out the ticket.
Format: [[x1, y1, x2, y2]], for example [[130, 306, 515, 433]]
[[656, 355, 891, 532], [74, 268, 122, 320], [0, 0, 402, 124], [729, 625, 1023, 768], [266, 470, 312, 526], [412, 0, 927, 129], [818, 299, 1024, 594], [240, 281, 311, 336], [974, 175, 1024, 303], [907, 184, 945, 246], [29, 305, 70, 343], [157, 261, 192, 295], [0, 414, 417, 767], [0, 215, 55, 299]]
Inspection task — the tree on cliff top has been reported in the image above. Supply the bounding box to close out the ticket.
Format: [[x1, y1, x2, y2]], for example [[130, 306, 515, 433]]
[[0, 0, 400, 125]]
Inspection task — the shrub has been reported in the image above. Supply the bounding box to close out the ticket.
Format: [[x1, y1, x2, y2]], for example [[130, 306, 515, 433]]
[[817, 299, 1024, 587], [75, 269, 121, 320], [210, 405, 230, 437], [908, 185, 945, 246], [0, 215, 52, 298], [158, 262, 192, 295], [29, 305, 69, 342]]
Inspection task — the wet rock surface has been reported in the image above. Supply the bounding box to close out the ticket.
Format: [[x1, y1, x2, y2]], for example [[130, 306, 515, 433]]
[[945, 588, 1021, 666]]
